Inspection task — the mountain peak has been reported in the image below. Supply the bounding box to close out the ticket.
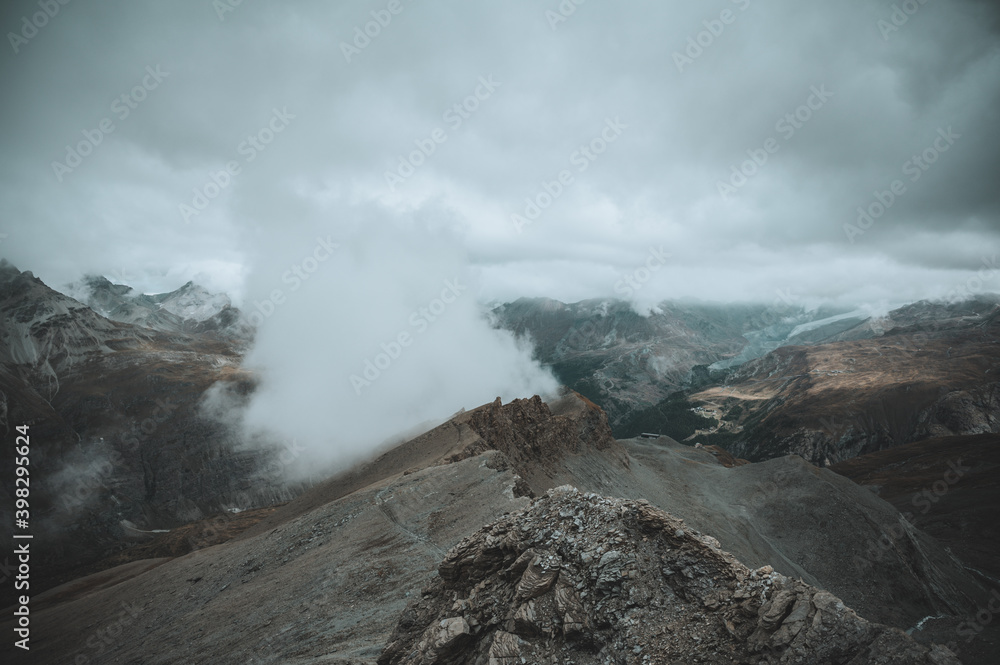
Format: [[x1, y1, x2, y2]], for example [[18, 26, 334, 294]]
[[452, 392, 627, 492], [60, 271, 248, 338], [81, 274, 134, 298], [380, 487, 960, 664]]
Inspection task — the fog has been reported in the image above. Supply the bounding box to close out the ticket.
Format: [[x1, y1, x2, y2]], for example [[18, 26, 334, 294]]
[[233, 219, 558, 472], [2, 0, 998, 309]]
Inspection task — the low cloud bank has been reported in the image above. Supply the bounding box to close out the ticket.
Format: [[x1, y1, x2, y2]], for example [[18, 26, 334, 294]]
[[229, 220, 558, 476]]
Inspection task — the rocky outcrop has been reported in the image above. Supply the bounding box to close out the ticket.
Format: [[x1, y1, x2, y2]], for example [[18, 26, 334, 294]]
[[451, 393, 628, 492], [920, 385, 1000, 439], [379, 487, 961, 665]]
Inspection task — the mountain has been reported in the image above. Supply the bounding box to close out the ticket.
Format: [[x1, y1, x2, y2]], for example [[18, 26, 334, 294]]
[[6, 392, 994, 664], [491, 297, 863, 431], [68, 274, 253, 341], [379, 488, 960, 664], [828, 296, 1000, 342], [0, 262, 284, 596], [0, 261, 157, 394], [686, 299, 1000, 464], [498, 293, 1000, 465], [831, 433, 1000, 587], [3, 265, 998, 662]]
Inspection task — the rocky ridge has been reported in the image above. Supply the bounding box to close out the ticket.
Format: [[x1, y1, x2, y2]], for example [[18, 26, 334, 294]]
[[380, 487, 961, 665], [453, 394, 629, 492], [691, 310, 1000, 464], [0, 262, 284, 598]]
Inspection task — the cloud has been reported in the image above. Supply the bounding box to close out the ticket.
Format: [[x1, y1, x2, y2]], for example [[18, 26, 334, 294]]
[[233, 217, 558, 473], [1, 0, 998, 304]]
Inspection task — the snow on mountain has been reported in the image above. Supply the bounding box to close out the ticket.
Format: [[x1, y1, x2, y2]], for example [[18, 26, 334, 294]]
[[148, 281, 232, 322], [68, 274, 250, 339]]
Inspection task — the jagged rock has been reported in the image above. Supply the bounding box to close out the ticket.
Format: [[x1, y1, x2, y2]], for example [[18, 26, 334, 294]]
[[419, 616, 471, 660], [553, 576, 588, 638], [486, 630, 522, 664], [514, 551, 560, 600], [378, 487, 962, 665], [452, 394, 629, 491]]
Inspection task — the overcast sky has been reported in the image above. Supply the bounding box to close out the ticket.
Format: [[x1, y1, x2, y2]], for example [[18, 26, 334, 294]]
[[2, 0, 999, 310]]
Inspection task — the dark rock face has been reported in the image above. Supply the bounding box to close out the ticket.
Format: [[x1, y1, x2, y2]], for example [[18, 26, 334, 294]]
[[455, 394, 627, 489], [379, 487, 961, 665], [830, 433, 1000, 588], [692, 310, 1000, 465], [0, 261, 285, 595]]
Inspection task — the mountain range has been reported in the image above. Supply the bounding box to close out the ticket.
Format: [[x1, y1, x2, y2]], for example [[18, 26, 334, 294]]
[[493, 295, 1000, 465], [0, 261, 289, 594], [1, 261, 998, 663]]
